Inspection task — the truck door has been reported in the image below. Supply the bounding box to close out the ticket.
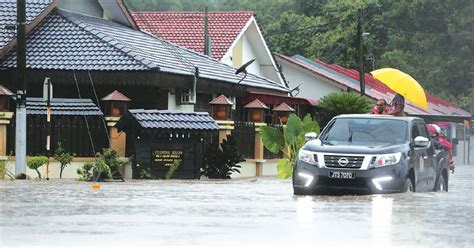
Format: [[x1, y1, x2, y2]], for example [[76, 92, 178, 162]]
[[411, 122, 429, 191], [417, 123, 436, 189]]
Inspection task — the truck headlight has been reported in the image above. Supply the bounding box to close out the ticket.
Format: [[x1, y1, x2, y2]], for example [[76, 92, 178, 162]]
[[369, 152, 402, 168], [298, 150, 318, 166]]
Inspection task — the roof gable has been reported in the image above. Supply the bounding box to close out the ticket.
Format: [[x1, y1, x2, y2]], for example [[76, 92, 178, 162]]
[[130, 11, 254, 60]]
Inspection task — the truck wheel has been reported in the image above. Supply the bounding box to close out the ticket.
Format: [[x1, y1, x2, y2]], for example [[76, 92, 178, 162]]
[[404, 178, 414, 193], [436, 174, 448, 192]]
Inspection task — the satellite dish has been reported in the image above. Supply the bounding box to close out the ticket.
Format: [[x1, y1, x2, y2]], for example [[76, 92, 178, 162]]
[[235, 59, 255, 75]]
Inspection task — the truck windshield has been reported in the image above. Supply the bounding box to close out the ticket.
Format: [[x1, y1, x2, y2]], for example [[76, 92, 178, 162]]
[[320, 118, 408, 146]]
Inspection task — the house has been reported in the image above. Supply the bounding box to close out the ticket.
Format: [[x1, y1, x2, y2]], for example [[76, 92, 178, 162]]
[[0, 0, 298, 178]]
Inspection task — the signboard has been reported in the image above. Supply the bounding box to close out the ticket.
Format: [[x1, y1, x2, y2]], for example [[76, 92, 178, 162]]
[[153, 150, 183, 167]]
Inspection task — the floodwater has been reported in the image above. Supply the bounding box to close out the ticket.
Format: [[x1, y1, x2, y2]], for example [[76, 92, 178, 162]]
[[1, 165, 473, 247]]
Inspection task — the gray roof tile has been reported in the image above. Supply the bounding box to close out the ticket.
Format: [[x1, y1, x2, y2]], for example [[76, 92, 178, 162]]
[[0, 0, 52, 49], [0, 8, 288, 92], [119, 109, 219, 131], [26, 97, 103, 116]]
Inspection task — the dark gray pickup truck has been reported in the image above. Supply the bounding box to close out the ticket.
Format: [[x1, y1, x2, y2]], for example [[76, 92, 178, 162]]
[[293, 114, 450, 195]]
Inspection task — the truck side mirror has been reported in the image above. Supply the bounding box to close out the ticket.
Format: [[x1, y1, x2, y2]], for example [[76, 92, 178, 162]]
[[414, 136, 430, 148], [305, 132, 317, 141]]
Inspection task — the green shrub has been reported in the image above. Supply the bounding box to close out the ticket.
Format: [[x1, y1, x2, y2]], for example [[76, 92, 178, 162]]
[[27, 156, 48, 179], [260, 114, 320, 179], [165, 159, 181, 179], [76, 148, 124, 181], [201, 134, 245, 179], [317, 92, 372, 127], [54, 143, 75, 179], [77, 162, 94, 181]]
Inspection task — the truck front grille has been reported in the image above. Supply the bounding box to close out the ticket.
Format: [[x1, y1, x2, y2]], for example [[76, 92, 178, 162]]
[[324, 155, 364, 169]]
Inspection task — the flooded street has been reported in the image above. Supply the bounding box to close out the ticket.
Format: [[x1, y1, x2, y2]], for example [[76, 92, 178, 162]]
[[1, 165, 473, 247]]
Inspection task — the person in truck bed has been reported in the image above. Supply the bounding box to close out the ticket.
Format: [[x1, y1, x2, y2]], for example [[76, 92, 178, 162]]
[[371, 99, 388, 114], [387, 93, 405, 116], [427, 124, 455, 173]]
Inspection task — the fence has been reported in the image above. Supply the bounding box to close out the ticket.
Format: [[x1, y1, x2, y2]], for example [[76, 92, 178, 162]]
[[7, 115, 108, 157], [232, 121, 255, 159]]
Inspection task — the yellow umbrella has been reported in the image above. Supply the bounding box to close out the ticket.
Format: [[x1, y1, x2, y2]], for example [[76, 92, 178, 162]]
[[371, 68, 428, 110]]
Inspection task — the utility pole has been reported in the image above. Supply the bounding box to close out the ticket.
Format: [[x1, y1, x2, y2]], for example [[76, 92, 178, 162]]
[[357, 8, 365, 96], [15, 0, 27, 176], [203, 7, 210, 56]]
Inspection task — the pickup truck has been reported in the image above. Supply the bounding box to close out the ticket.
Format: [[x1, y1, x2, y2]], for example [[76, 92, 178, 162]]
[[293, 114, 450, 195]]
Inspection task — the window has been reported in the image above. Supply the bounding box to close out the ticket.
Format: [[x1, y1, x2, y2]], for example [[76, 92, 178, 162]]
[[411, 124, 420, 140]]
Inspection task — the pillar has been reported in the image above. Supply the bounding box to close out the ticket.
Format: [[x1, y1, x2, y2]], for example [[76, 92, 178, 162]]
[[216, 120, 234, 145], [254, 123, 266, 176], [105, 116, 126, 157]]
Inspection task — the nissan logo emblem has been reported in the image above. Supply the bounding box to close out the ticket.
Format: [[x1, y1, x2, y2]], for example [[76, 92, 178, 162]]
[[338, 157, 349, 167]]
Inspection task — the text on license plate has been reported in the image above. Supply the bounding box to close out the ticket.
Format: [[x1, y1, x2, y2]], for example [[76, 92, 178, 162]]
[[329, 171, 355, 179]]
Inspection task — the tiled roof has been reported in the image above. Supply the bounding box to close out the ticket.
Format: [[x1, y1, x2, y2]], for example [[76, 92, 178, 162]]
[[0, 84, 13, 95], [101, 90, 131, 101], [209, 94, 233, 105], [130, 11, 254, 60], [273, 102, 295, 112], [118, 109, 219, 131], [0, 8, 287, 92], [276, 54, 470, 117], [0, 0, 52, 49], [26, 97, 103, 116], [244, 99, 268, 109]]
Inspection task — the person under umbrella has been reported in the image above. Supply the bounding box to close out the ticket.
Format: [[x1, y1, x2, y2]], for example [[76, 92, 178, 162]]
[[387, 93, 405, 116]]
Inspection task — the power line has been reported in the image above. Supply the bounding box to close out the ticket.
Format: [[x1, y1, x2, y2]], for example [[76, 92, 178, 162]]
[[321, 12, 361, 63], [385, 27, 474, 36]]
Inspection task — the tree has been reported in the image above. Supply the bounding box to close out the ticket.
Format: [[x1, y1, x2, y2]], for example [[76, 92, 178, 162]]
[[27, 156, 48, 179], [260, 114, 319, 179], [54, 143, 75, 179]]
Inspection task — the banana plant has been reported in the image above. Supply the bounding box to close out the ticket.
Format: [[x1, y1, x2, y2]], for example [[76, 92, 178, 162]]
[[260, 114, 320, 179]]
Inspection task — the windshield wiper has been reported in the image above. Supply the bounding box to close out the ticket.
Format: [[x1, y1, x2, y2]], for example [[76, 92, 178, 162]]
[[321, 140, 333, 146]]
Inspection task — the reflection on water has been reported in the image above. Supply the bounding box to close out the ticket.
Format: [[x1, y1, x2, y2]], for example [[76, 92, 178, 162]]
[[371, 195, 393, 246], [1, 165, 473, 247]]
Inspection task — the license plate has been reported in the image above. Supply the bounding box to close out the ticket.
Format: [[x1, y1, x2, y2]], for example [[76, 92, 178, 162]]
[[329, 171, 355, 179]]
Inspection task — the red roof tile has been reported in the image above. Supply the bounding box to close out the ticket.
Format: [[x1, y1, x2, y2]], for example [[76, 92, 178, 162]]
[[273, 103, 295, 112], [244, 99, 268, 109], [130, 11, 254, 60], [0, 85, 13, 95], [209, 94, 233, 105], [101, 90, 131, 101]]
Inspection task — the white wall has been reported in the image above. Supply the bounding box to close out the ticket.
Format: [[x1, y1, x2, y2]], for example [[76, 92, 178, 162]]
[[277, 57, 345, 100], [241, 34, 262, 77], [167, 92, 194, 112]]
